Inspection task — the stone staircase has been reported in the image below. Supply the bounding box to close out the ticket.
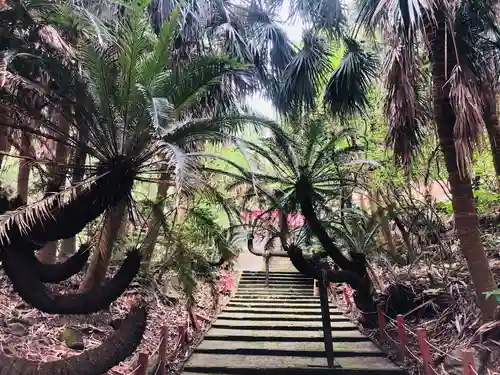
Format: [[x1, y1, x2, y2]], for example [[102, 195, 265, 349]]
[[182, 270, 406, 374]]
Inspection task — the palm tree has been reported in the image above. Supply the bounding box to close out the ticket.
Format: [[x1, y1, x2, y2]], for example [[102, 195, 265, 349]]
[[218, 115, 380, 324], [261, 0, 500, 321]]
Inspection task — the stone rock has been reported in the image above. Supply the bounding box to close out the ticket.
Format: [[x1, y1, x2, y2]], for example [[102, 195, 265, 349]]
[[7, 322, 28, 337], [15, 301, 31, 310], [162, 276, 182, 301], [58, 326, 85, 350]]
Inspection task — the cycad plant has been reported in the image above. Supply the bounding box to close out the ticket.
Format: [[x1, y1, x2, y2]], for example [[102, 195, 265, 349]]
[[221, 115, 380, 325]]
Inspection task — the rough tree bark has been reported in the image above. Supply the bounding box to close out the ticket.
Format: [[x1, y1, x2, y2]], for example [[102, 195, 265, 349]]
[[428, 11, 498, 320], [482, 80, 500, 191], [140, 173, 169, 269], [79, 200, 128, 292]]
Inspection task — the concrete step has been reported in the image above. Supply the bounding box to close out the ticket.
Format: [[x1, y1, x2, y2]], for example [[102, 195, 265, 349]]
[[183, 353, 402, 372], [231, 296, 320, 301], [196, 339, 383, 355], [235, 293, 313, 298], [237, 288, 313, 293], [226, 302, 332, 309], [217, 313, 350, 322], [205, 328, 369, 341], [238, 282, 313, 288], [239, 277, 313, 283], [222, 307, 342, 315], [183, 368, 406, 375], [242, 272, 304, 276], [212, 319, 356, 329], [204, 328, 371, 343]]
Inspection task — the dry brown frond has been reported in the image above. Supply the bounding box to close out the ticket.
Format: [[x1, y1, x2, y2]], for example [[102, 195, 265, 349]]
[[447, 65, 485, 178], [384, 38, 430, 170], [38, 25, 75, 58]]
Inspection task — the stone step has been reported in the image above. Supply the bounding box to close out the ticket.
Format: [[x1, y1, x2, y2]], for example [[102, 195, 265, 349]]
[[212, 319, 355, 329], [183, 353, 402, 372], [217, 313, 350, 322], [183, 368, 406, 375], [205, 328, 369, 340]]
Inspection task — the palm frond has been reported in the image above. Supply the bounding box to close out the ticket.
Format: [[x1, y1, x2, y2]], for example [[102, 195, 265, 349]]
[[278, 30, 331, 117], [324, 37, 379, 119], [384, 38, 429, 169]]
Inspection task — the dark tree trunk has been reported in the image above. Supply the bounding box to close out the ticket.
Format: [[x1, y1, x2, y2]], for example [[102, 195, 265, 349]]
[[428, 12, 498, 320], [17, 119, 32, 203], [295, 178, 377, 326], [482, 82, 500, 191], [79, 201, 128, 292]]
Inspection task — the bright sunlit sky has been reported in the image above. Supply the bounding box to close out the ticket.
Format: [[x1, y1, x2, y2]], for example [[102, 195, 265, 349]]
[[248, 0, 303, 120]]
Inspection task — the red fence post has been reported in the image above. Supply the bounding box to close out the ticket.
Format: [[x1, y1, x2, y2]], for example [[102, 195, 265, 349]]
[[177, 324, 186, 351], [396, 314, 408, 362], [159, 325, 168, 375], [377, 304, 387, 342], [462, 349, 475, 375], [417, 328, 436, 375], [135, 353, 149, 375], [189, 307, 201, 331], [343, 285, 353, 310]]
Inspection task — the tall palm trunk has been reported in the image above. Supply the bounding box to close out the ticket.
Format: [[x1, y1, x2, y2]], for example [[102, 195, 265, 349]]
[[482, 83, 500, 191], [37, 110, 70, 264], [140, 173, 169, 269], [428, 13, 497, 320], [17, 119, 33, 203], [79, 200, 128, 292]]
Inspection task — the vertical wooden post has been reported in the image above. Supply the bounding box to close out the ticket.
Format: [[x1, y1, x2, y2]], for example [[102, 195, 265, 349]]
[[417, 328, 435, 375], [462, 349, 474, 375], [135, 353, 149, 375], [377, 304, 387, 342], [159, 325, 168, 375], [396, 315, 408, 362], [313, 280, 319, 296], [265, 256, 270, 287], [318, 281, 334, 368]]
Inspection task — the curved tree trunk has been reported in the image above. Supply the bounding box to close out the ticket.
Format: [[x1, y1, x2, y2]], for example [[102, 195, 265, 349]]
[[140, 173, 169, 269], [428, 13, 498, 320], [295, 178, 377, 326], [79, 200, 128, 292]]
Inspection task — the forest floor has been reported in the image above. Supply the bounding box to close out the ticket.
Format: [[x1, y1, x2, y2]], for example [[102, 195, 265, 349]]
[[0, 263, 235, 374], [335, 239, 500, 375]]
